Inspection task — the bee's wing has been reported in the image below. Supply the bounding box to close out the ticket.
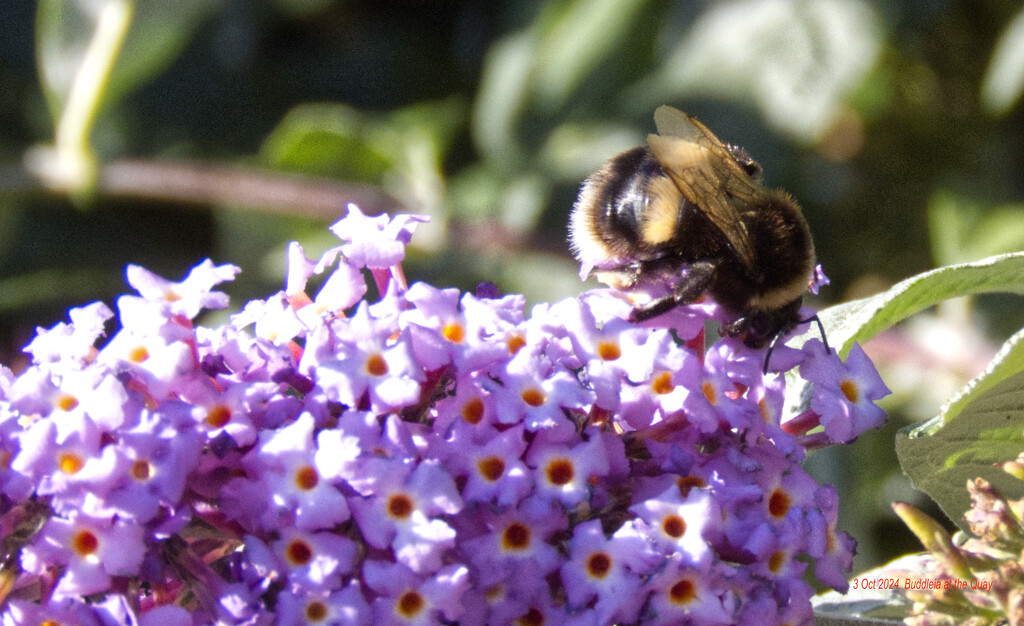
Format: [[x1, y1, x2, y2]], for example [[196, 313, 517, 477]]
[[646, 106, 759, 271]]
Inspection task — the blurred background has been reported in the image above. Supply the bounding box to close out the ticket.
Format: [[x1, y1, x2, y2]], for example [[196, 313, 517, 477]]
[[3, 0, 1024, 578]]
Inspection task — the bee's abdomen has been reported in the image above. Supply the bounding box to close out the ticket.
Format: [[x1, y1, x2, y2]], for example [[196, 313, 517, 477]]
[[599, 148, 663, 253]]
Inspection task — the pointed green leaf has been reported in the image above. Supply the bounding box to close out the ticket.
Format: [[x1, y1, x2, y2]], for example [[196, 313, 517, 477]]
[[895, 328, 1024, 530], [928, 189, 1024, 267], [260, 104, 392, 181], [785, 252, 1024, 416], [981, 5, 1024, 116], [820, 253, 1024, 356], [531, 0, 651, 111]]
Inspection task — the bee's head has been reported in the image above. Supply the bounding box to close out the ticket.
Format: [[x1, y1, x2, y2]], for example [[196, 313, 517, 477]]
[[725, 298, 804, 350], [729, 299, 831, 374], [725, 143, 763, 181]]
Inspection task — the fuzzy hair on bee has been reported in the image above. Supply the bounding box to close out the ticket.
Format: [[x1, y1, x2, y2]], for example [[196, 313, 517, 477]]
[[569, 106, 820, 358]]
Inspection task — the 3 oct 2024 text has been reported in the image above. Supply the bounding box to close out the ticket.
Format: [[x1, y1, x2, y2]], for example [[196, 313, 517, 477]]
[[851, 577, 994, 592]]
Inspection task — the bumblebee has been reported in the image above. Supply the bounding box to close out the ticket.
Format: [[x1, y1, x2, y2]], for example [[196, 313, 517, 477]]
[[569, 106, 817, 351]]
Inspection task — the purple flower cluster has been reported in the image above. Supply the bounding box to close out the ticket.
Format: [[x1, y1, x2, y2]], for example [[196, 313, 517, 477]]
[[0, 205, 889, 624]]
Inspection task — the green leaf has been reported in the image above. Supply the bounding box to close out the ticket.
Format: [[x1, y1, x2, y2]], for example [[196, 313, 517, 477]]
[[472, 32, 536, 165], [530, 0, 651, 112], [260, 100, 461, 235], [784, 252, 1024, 415], [103, 0, 220, 107], [472, 0, 651, 162], [981, 5, 1024, 117], [537, 122, 641, 182], [33, 0, 219, 194], [928, 189, 1024, 267], [0, 268, 121, 312], [809, 252, 1024, 359], [260, 104, 393, 181], [895, 328, 1024, 530], [936, 325, 1024, 427]]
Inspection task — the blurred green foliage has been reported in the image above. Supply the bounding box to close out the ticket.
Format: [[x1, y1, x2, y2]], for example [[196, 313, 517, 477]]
[[4, 0, 1024, 576]]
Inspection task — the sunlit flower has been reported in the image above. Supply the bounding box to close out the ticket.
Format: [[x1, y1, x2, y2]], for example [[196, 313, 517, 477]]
[[21, 508, 145, 600], [0, 205, 888, 624], [801, 339, 890, 443]]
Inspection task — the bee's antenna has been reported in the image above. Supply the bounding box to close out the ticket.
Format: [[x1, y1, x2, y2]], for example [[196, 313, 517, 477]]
[[762, 315, 830, 375], [804, 314, 830, 354]]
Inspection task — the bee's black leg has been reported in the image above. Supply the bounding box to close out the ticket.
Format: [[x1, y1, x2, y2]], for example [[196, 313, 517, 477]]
[[628, 295, 677, 322], [629, 261, 716, 322]]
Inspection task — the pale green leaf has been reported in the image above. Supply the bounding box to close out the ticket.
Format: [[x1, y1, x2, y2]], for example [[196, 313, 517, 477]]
[[895, 353, 1024, 530], [785, 252, 1024, 416], [811, 252, 1024, 358], [472, 32, 535, 165], [531, 0, 651, 112], [928, 188, 1024, 267], [260, 104, 392, 181], [981, 6, 1024, 116]]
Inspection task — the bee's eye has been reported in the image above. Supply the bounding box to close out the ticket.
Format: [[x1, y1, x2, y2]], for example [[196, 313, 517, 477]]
[[725, 143, 762, 179]]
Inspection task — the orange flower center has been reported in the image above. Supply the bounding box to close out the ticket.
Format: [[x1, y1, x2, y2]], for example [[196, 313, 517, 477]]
[[55, 393, 79, 412], [285, 539, 313, 566], [294, 465, 319, 491], [72, 529, 100, 557], [652, 371, 674, 394], [586, 552, 612, 579], [545, 458, 575, 486], [478, 456, 506, 482], [397, 591, 426, 618], [768, 488, 791, 519], [502, 522, 531, 551], [58, 452, 85, 475], [669, 578, 696, 604], [840, 379, 859, 403], [131, 459, 153, 481], [702, 381, 717, 404], [461, 398, 485, 424], [662, 514, 686, 538], [387, 494, 414, 520], [597, 341, 621, 361], [443, 322, 465, 343], [205, 405, 232, 428], [128, 346, 150, 363], [520, 388, 545, 407], [365, 353, 389, 376], [304, 600, 329, 622], [506, 335, 526, 355]]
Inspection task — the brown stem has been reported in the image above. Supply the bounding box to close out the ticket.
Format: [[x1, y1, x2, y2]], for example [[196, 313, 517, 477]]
[[100, 159, 401, 218], [7, 158, 402, 220]]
